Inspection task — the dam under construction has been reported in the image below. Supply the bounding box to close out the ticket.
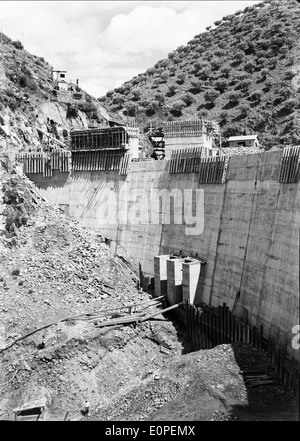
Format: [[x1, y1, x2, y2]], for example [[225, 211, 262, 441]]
[[9, 120, 299, 419], [19, 145, 299, 362]]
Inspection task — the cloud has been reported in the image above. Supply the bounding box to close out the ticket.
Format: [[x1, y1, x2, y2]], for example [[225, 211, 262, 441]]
[[0, 1, 258, 98]]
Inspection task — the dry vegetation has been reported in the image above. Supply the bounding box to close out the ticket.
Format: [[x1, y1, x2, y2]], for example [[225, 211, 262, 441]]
[[99, 0, 300, 148]]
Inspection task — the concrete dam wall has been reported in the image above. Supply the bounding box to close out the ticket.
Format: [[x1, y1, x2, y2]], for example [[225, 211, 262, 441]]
[[27, 150, 300, 360]]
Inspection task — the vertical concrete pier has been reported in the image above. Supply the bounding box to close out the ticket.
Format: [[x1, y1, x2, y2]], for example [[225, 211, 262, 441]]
[[167, 257, 183, 305], [154, 254, 170, 297], [182, 258, 205, 305]]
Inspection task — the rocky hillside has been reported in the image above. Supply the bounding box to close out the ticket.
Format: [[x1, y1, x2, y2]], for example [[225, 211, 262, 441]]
[[99, 0, 300, 148], [0, 33, 112, 155]]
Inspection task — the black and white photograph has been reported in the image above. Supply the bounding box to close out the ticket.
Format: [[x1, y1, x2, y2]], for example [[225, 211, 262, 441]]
[[0, 0, 299, 424]]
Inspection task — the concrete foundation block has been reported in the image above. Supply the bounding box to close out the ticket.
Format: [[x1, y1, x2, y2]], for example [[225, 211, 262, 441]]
[[167, 257, 183, 305], [154, 254, 170, 297], [182, 259, 204, 305]]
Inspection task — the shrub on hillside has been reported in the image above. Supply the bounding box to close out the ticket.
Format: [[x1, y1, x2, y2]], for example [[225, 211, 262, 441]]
[[219, 110, 228, 123], [78, 102, 99, 119], [197, 67, 211, 81], [260, 68, 269, 81], [152, 79, 160, 87], [12, 40, 23, 50], [67, 105, 78, 118], [195, 45, 205, 54], [285, 70, 296, 80], [244, 5, 256, 13], [160, 72, 169, 82], [125, 102, 136, 117], [132, 88, 142, 101], [233, 51, 245, 63], [236, 41, 248, 52], [214, 20, 222, 26], [220, 65, 231, 78], [131, 77, 140, 86], [244, 41, 255, 55], [210, 59, 222, 71], [172, 56, 181, 64], [228, 91, 241, 104], [146, 67, 156, 76], [198, 110, 208, 119], [190, 80, 204, 93], [237, 103, 250, 118], [115, 85, 126, 94], [106, 90, 114, 98], [215, 79, 228, 92], [169, 66, 177, 75], [250, 90, 263, 101], [223, 14, 235, 21], [112, 94, 125, 106], [218, 41, 227, 50], [146, 100, 159, 116], [205, 36, 214, 44], [18, 75, 28, 88], [170, 100, 186, 116], [155, 93, 165, 106], [215, 49, 226, 57], [280, 98, 298, 113], [237, 78, 252, 91], [204, 89, 220, 103], [155, 59, 168, 69], [176, 45, 186, 53], [278, 86, 292, 100], [244, 61, 256, 73], [194, 61, 202, 72], [167, 85, 177, 96], [21, 62, 32, 78], [181, 92, 195, 106], [176, 73, 186, 84]]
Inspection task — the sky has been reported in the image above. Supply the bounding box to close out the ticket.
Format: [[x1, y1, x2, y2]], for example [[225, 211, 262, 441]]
[[0, 1, 258, 98]]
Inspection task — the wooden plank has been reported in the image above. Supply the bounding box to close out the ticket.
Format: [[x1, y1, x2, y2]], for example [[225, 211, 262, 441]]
[[186, 303, 190, 338], [192, 307, 197, 350], [236, 321, 240, 342], [203, 312, 208, 349], [196, 310, 201, 350], [205, 313, 210, 347], [194, 309, 199, 350], [222, 303, 227, 343]]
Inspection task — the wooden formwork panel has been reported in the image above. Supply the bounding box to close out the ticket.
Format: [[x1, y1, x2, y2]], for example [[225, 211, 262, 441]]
[[70, 127, 128, 150], [198, 156, 226, 184], [71, 149, 125, 172], [169, 147, 202, 173], [16, 150, 71, 177], [279, 146, 300, 183]]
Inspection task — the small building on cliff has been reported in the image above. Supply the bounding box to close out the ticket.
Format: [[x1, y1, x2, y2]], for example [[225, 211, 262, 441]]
[[228, 135, 260, 148], [224, 135, 261, 156]]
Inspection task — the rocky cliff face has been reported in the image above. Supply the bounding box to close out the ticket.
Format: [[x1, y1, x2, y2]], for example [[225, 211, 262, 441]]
[[0, 32, 113, 156]]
